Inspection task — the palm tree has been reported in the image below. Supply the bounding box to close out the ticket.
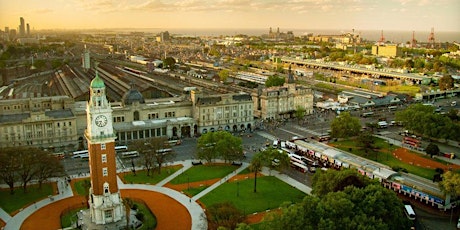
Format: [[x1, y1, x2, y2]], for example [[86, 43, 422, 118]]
[[249, 152, 265, 193]]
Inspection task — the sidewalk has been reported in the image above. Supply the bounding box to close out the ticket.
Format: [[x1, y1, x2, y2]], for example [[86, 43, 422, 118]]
[[2, 177, 74, 230], [1, 159, 312, 230]]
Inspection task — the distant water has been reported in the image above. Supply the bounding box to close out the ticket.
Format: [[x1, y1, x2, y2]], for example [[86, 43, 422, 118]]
[[119, 28, 460, 43]]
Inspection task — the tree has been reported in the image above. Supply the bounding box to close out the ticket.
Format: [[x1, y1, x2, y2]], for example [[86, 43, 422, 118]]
[[218, 69, 230, 83], [249, 152, 265, 193], [265, 75, 285, 87], [439, 171, 460, 198], [263, 170, 411, 230], [438, 75, 454, 90], [265, 148, 290, 174], [357, 131, 376, 157], [330, 112, 361, 138], [425, 143, 440, 157], [207, 202, 244, 230], [35, 150, 65, 189], [131, 137, 170, 176], [295, 106, 306, 123], [163, 57, 176, 70], [364, 122, 379, 133], [196, 131, 243, 163], [17, 148, 39, 192], [396, 104, 459, 141], [0, 148, 19, 194]]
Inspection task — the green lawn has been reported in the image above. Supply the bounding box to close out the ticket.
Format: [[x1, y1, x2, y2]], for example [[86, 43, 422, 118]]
[[330, 138, 437, 180], [0, 183, 54, 214], [238, 168, 251, 175], [169, 164, 239, 185], [182, 186, 209, 197], [200, 176, 306, 215], [136, 201, 157, 230], [74, 179, 90, 196], [121, 165, 183, 185], [61, 207, 85, 228]]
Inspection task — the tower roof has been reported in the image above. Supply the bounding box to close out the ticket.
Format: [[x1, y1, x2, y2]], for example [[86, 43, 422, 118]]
[[90, 71, 105, 88], [122, 88, 145, 105]]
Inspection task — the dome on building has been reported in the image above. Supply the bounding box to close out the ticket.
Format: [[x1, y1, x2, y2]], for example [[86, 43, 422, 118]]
[[90, 72, 105, 88], [122, 88, 145, 105]]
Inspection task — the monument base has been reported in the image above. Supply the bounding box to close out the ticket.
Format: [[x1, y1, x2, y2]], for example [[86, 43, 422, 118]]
[[76, 209, 142, 230]]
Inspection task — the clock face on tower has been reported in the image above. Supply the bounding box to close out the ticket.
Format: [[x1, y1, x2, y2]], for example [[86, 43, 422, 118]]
[[95, 115, 108, 127]]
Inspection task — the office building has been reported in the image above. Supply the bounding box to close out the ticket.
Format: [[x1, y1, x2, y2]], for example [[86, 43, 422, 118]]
[[19, 17, 25, 37]]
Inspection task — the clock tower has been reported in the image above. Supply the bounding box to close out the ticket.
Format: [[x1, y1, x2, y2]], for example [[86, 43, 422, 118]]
[[85, 71, 125, 225]]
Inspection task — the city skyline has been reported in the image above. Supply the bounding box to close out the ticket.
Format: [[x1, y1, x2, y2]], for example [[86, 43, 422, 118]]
[[1, 0, 459, 33]]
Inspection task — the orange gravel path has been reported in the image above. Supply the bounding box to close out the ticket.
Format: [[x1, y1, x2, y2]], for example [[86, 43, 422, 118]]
[[121, 189, 191, 230], [21, 196, 87, 230]]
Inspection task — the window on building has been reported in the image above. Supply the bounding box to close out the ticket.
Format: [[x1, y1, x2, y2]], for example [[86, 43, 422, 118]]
[[101, 143, 106, 150], [104, 210, 112, 219], [103, 167, 108, 176], [102, 154, 107, 163]]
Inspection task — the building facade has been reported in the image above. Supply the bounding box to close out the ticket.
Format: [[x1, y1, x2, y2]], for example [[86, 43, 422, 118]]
[[191, 90, 254, 134], [371, 45, 402, 57], [85, 72, 125, 224], [252, 69, 314, 120], [0, 96, 78, 149]]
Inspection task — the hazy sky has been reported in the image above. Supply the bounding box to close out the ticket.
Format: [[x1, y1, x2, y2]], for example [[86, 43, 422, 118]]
[[1, 0, 459, 32]]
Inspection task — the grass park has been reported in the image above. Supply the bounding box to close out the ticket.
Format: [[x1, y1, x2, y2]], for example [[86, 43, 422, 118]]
[[329, 137, 446, 180], [200, 176, 306, 215], [0, 183, 55, 214], [169, 164, 239, 184], [119, 164, 183, 185]]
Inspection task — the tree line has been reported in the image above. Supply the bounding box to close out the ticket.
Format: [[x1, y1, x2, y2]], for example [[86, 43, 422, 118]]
[[0, 147, 65, 194]]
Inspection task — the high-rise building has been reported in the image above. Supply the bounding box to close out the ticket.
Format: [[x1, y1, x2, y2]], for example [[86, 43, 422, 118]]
[[19, 17, 25, 37], [82, 45, 91, 70], [85, 72, 125, 224], [26, 23, 30, 36]]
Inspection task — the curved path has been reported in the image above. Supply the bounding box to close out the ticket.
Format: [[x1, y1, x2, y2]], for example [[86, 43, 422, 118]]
[[2, 159, 311, 230]]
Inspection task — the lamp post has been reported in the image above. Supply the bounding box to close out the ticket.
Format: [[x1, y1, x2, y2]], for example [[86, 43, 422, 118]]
[[237, 181, 239, 197]]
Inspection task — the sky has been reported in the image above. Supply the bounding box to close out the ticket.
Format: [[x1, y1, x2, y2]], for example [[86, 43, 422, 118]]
[[1, 0, 459, 32]]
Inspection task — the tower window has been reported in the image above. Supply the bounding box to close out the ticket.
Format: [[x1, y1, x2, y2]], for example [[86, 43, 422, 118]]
[[101, 143, 106, 150], [103, 182, 109, 194], [102, 154, 107, 163], [102, 167, 108, 176]]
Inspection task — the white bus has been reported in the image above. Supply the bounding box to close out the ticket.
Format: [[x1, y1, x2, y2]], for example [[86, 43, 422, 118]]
[[291, 161, 308, 173], [72, 150, 88, 156], [404, 204, 416, 220], [115, 146, 128, 152], [156, 148, 173, 154], [121, 151, 139, 158]]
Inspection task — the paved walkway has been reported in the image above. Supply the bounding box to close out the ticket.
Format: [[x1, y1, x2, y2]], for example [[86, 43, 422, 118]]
[[0, 159, 313, 230], [3, 177, 74, 230]]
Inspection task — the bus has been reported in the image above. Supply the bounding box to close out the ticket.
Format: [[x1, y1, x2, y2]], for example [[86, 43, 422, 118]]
[[72, 150, 88, 156], [121, 151, 139, 158], [291, 161, 308, 173], [361, 112, 374, 117], [388, 106, 398, 111], [166, 140, 181, 146], [115, 146, 128, 152], [404, 204, 416, 220], [156, 148, 173, 154]]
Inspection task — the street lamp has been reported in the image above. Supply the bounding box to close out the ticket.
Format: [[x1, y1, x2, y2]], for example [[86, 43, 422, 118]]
[[237, 181, 239, 197]]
